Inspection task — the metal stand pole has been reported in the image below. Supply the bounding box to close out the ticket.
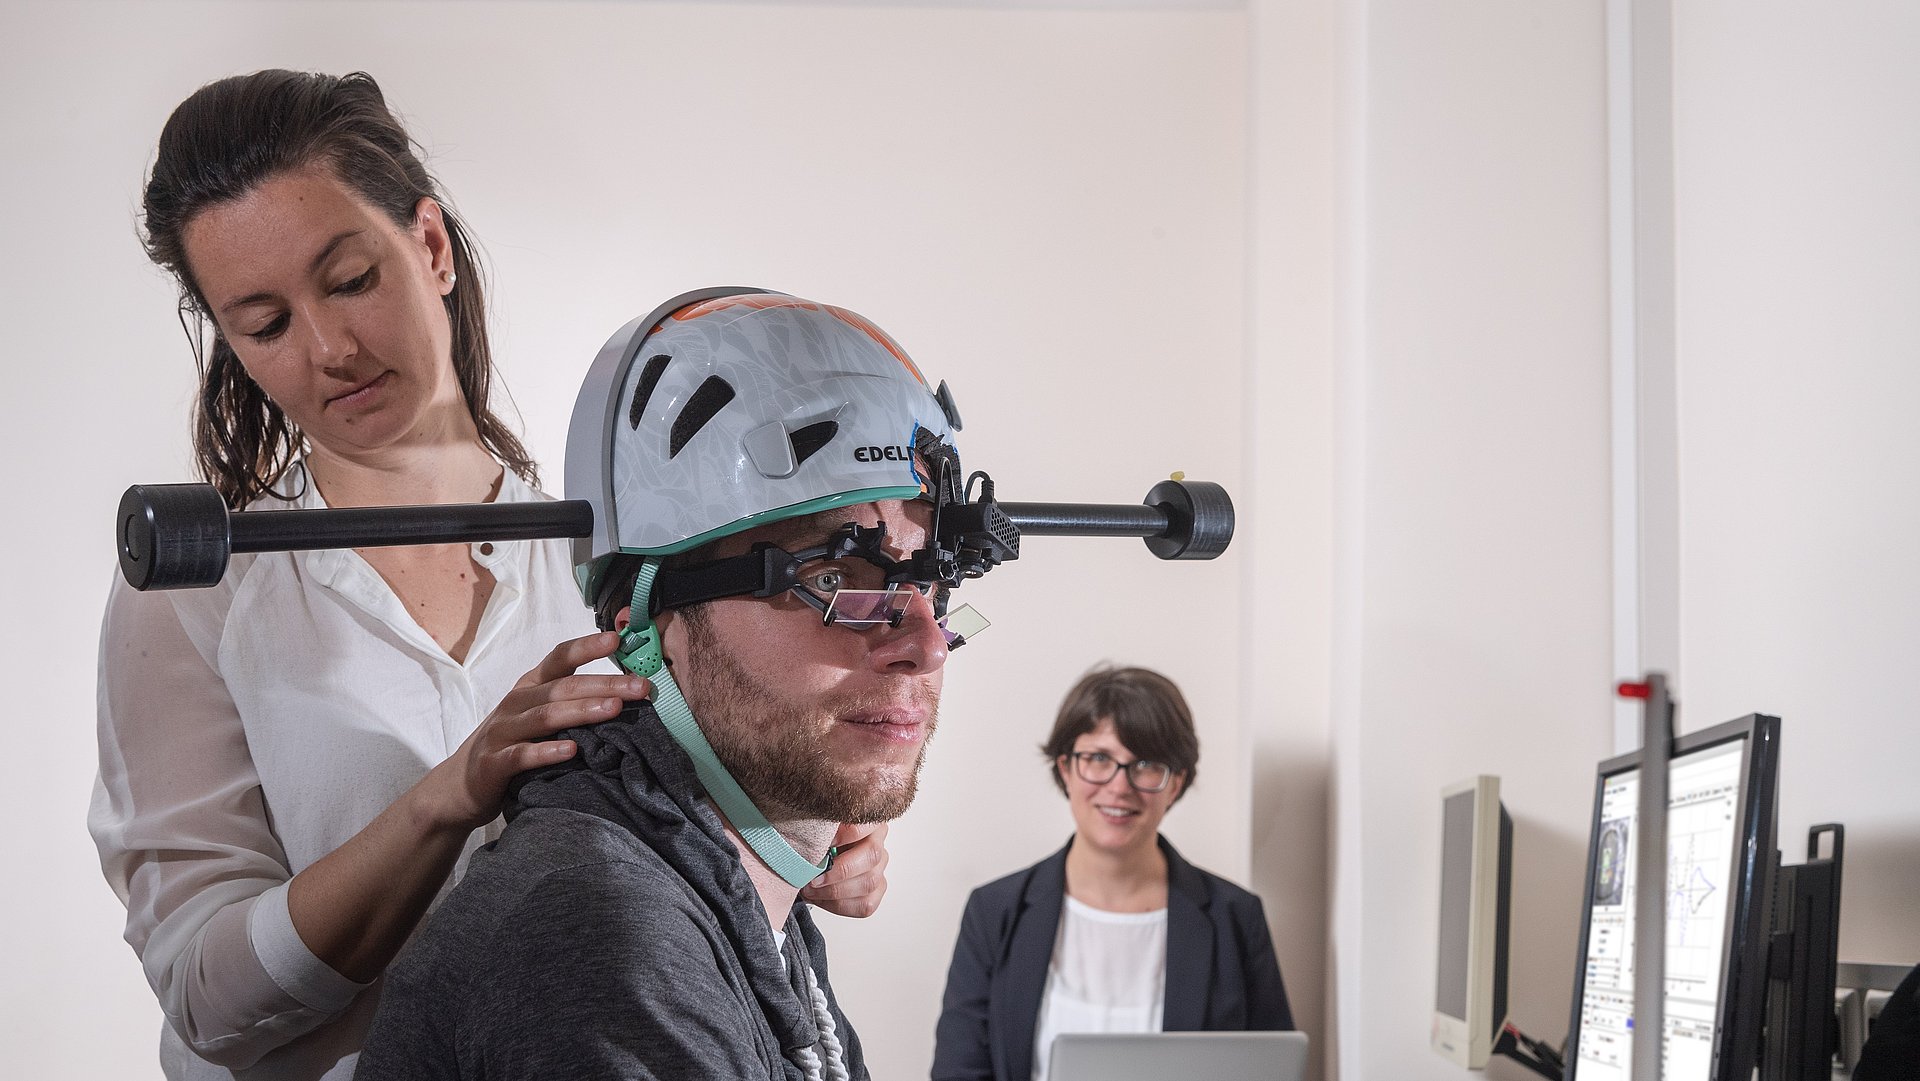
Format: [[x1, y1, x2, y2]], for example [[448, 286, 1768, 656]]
[[1621, 673, 1674, 1081]]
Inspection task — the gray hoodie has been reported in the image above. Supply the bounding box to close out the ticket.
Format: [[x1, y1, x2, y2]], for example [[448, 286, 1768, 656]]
[[355, 702, 867, 1080]]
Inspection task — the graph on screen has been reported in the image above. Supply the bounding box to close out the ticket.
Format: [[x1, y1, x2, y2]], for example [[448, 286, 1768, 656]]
[[1661, 741, 1743, 1079]]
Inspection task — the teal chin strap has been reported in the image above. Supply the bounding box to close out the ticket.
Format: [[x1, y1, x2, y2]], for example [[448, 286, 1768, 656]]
[[614, 558, 831, 890]]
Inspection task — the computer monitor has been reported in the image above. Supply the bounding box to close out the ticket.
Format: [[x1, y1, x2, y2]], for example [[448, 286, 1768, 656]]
[[1565, 714, 1780, 1081], [1432, 775, 1513, 1067]]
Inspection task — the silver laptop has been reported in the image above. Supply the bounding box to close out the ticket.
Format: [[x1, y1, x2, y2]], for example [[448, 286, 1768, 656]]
[[1047, 1031, 1310, 1081]]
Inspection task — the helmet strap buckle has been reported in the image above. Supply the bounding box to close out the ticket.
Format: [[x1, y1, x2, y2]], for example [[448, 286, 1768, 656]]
[[614, 560, 668, 678]]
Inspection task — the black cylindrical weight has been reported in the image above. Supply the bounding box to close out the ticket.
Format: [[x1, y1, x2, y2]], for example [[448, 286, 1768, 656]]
[[1142, 479, 1234, 559], [119, 484, 232, 591]]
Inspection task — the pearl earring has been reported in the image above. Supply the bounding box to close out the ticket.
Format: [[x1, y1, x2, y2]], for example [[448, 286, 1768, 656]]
[[440, 270, 457, 286]]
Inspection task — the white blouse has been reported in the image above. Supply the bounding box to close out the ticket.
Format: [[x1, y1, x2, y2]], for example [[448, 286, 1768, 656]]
[[89, 467, 599, 1081], [1031, 896, 1168, 1081]]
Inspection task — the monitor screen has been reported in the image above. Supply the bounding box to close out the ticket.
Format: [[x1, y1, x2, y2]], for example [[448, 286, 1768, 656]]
[[1437, 788, 1479, 1020], [1566, 715, 1779, 1081], [1432, 775, 1510, 1068]]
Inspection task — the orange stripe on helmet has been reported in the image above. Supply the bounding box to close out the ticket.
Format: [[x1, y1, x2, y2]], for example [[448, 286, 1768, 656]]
[[654, 294, 929, 388], [662, 294, 817, 326], [824, 304, 929, 387]]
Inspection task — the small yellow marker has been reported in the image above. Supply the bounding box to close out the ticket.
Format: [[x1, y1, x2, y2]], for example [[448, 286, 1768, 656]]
[[1169, 471, 1186, 482]]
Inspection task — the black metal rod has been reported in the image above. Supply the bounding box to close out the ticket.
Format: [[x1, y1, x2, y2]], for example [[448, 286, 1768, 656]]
[[1000, 502, 1169, 538], [228, 500, 595, 553], [119, 478, 1233, 590]]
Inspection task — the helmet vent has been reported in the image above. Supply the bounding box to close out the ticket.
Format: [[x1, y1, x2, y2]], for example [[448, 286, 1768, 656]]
[[789, 420, 839, 467], [628, 354, 672, 429], [669, 375, 737, 458]]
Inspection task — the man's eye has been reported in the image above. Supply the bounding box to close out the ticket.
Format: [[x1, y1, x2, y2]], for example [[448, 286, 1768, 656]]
[[1085, 753, 1112, 766], [803, 569, 846, 594], [334, 268, 376, 295]]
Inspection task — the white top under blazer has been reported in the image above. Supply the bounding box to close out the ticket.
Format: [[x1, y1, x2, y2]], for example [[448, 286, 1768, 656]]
[[1031, 896, 1169, 1081]]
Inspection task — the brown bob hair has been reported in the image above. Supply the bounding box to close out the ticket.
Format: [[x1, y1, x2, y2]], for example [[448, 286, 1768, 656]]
[[1040, 665, 1200, 802]]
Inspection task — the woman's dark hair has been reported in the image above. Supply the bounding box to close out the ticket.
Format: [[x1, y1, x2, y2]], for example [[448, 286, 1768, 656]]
[[1041, 665, 1200, 802], [141, 69, 538, 508]]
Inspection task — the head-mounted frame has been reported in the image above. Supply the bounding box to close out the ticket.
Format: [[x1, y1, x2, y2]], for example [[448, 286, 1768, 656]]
[[643, 447, 1016, 647]]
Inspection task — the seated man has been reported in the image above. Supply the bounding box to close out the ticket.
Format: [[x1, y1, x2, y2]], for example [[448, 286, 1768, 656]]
[[357, 292, 986, 1080]]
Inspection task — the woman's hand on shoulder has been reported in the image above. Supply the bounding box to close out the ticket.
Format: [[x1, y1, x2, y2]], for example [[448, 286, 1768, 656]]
[[416, 631, 650, 833], [801, 821, 891, 918]]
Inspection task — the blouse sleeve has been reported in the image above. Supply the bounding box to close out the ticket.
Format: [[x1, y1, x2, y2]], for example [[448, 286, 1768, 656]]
[[89, 574, 369, 1069]]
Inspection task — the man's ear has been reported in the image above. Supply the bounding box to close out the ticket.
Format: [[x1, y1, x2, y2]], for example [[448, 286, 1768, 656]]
[[614, 605, 634, 633]]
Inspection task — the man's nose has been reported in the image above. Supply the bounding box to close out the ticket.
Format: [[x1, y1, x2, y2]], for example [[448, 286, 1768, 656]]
[[866, 586, 949, 674]]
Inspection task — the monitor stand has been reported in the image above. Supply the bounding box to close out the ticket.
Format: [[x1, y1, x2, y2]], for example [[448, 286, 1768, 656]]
[[1492, 1020, 1566, 1080]]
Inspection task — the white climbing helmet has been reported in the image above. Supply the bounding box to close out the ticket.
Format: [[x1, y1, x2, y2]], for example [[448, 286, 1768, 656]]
[[565, 287, 964, 604]]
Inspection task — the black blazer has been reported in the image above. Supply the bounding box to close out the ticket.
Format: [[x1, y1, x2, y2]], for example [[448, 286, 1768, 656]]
[[931, 836, 1292, 1081]]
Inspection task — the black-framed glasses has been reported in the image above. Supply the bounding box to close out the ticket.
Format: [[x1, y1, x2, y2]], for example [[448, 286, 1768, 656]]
[[651, 521, 990, 648], [1065, 751, 1174, 793]]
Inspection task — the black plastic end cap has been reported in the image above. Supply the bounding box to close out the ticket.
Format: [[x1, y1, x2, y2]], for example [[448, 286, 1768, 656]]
[[1142, 479, 1234, 560], [118, 484, 232, 590]]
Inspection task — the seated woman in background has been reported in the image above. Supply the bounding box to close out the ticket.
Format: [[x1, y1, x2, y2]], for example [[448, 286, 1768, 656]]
[[931, 666, 1292, 1081]]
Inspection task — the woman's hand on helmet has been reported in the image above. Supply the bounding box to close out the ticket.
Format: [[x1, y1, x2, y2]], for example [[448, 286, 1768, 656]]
[[419, 632, 651, 833], [800, 820, 891, 918]]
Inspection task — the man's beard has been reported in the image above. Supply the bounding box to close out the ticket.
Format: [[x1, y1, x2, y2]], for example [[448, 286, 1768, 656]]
[[677, 614, 939, 825]]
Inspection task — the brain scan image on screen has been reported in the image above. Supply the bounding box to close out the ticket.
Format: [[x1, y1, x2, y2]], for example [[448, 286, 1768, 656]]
[[1596, 819, 1630, 907]]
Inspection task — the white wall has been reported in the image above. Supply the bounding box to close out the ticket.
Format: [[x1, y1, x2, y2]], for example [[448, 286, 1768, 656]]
[[1672, 2, 1920, 970], [1247, 0, 1338, 1076], [0, 3, 1249, 1078], [1322, 3, 1616, 1079]]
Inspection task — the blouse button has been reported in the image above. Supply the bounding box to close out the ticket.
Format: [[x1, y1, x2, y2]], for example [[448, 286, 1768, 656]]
[[478, 543, 495, 556]]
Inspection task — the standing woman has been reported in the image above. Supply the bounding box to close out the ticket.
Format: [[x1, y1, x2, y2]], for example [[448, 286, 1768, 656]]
[[90, 70, 886, 1081], [931, 666, 1291, 1081]]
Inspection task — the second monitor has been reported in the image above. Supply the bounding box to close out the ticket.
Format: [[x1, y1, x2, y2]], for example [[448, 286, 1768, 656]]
[[1433, 774, 1512, 1068], [1565, 714, 1781, 1081]]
